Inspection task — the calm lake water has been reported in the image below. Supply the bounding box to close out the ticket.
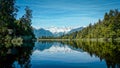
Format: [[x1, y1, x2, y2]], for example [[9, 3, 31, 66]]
[[0, 41, 120, 68]]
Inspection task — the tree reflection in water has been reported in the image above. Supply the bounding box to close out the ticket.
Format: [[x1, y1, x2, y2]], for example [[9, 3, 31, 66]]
[[0, 41, 35, 68], [0, 40, 120, 68], [62, 41, 120, 68]]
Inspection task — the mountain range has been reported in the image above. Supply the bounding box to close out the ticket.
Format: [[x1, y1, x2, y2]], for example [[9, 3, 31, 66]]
[[34, 27, 84, 38], [34, 28, 53, 38]]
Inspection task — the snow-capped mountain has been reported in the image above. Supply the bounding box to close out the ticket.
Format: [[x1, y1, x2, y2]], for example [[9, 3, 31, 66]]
[[33, 26, 84, 38], [46, 26, 72, 34], [45, 26, 73, 37]]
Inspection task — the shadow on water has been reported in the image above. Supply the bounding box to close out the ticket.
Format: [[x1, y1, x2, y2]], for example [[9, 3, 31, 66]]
[[61, 41, 120, 68], [0, 41, 35, 68], [0, 40, 120, 68]]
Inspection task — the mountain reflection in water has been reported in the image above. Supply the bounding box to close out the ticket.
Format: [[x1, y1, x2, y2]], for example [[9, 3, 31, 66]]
[[0, 41, 120, 68]]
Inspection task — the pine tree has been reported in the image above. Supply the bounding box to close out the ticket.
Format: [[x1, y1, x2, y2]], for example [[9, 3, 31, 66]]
[[0, 0, 18, 36]]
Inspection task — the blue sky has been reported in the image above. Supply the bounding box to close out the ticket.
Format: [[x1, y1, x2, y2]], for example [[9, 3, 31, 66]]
[[16, 0, 120, 28]]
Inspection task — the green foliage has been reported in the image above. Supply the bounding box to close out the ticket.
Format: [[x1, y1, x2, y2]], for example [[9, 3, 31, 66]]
[[15, 6, 35, 39], [11, 37, 23, 46], [62, 9, 120, 40], [0, 0, 35, 41]]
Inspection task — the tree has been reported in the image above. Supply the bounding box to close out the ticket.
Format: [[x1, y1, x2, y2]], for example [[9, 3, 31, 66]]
[[0, 0, 18, 37], [0, 0, 35, 41], [19, 6, 35, 38], [0, 0, 17, 28], [61, 9, 120, 40]]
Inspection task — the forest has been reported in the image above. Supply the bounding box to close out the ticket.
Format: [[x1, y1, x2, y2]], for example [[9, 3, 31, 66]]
[[0, 0, 35, 42], [61, 9, 120, 41], [1, 0, 120, 42]]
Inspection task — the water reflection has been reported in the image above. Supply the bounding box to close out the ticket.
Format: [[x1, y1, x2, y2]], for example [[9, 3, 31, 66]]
[[32, 41, 120, 68], [63, 41, 120, 68], [0, 41, 120, 68], [0, 41, 35, 68]]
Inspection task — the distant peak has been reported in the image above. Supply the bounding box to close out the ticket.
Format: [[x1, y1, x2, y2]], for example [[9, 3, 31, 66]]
[[45, 26, 73, 34]]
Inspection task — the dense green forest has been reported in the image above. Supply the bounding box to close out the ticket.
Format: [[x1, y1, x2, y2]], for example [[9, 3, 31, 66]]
[[0, 0, 35, 42], [61, 9, 120, 40]]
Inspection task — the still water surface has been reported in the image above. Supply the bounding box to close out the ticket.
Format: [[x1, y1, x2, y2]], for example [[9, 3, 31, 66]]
[[0, 41, 120, 68], [31, 42, 106, 68]]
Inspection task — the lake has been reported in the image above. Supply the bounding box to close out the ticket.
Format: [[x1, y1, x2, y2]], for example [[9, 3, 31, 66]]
[[0, 41, 120, 68]]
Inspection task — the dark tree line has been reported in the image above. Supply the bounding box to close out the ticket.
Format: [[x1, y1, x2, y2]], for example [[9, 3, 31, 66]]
[[0, 0, 35, 41], [61, 9, 120, 40]]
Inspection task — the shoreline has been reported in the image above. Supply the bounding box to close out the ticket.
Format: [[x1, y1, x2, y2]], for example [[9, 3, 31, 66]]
[[37, 38, 120, 42]]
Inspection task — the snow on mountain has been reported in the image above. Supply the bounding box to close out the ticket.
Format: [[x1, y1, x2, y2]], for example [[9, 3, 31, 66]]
[[45, 26, 73, 34], [33, 26, 84, 38]]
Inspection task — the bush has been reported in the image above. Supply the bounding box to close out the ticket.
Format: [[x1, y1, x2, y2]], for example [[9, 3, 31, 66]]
[[11, 37, 23, 46]]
